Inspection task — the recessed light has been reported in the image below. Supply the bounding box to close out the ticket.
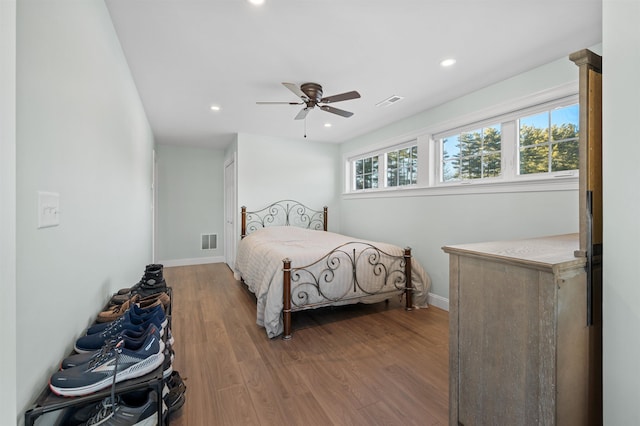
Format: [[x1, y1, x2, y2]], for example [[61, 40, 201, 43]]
[[440, 58, 456, 67], [210, 105, 221, 112], [324, 123, 332, 128], [248, 0, 265, 5]]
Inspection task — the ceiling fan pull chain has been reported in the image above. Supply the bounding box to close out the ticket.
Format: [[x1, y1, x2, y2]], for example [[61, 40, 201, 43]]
[[304, 116, 307, 138]]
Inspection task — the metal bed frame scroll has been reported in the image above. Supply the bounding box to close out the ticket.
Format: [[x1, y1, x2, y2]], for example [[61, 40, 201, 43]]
[[240, 200, 413, 339], [282, 244, 413, 339], [241, 200, 327, 238]]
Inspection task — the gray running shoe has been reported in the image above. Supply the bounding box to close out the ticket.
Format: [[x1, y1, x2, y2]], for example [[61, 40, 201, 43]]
[[50, 333, 164, 397], [81, 390, 161, 426]]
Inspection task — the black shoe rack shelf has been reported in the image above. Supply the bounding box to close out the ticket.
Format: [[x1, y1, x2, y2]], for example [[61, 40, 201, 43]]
[[24, 288, 173, 426]]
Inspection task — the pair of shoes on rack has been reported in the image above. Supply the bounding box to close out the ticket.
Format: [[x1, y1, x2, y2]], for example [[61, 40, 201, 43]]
[[111, 264, 167, 305], [50, 325, 165, 397], [62, 323, 163, 369], [62, 325, 174, 382], [96, 291, 170, 323], [163, 371, 186, 416], [68, 387, 165, 425], [75, 305, 167, 353]]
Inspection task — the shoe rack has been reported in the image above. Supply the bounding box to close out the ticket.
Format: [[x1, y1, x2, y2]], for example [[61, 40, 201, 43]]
[[24, 288, 174, 426]]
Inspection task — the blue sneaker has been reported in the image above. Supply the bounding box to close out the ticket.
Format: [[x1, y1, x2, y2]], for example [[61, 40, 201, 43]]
[[50, 333, 164, 397], [75, 313, 165, 353], [86, 304, 166, 335], [62, 324, 161, 369]]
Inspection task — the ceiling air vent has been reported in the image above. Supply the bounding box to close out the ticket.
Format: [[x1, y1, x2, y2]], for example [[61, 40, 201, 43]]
[[375, 95, 404, 108]]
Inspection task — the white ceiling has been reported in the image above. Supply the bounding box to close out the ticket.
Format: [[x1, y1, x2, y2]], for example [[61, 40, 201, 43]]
[[105, 0, 602, 149]]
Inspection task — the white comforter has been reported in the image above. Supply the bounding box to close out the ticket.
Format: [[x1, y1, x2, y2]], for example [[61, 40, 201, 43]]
[[234, 226, 431, 338]]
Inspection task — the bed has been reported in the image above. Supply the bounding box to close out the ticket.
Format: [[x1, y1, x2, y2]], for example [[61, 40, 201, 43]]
[[234, 200, 431, 339]]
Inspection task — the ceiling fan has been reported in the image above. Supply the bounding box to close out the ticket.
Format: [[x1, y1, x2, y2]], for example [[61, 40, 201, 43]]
[[257, 82, 361, 120]]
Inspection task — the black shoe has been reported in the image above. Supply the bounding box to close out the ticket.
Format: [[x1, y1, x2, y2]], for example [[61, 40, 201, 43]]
[[111, 264, 167, 304], [164, 371, 186, 415], [136, 267, 167, 298]]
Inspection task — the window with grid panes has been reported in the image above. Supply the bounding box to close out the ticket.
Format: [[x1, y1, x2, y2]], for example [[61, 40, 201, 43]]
[[441, 125, 501, 182], [346, 91, 578, 195], [387, 146, 417, 187], [353, 156, 379, 190], [519, 104, 579, 175]]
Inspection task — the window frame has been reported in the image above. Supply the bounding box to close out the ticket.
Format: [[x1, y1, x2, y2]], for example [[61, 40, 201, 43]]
[[352, 154, 380, 191], [436, 120, 506, 185], [347, 139, 418, 193], [385, 144, 418, 188], [343, 83, 579, 198], [517, 103, 580, 176]]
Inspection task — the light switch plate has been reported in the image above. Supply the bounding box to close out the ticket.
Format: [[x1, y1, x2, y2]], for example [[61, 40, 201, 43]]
[[38, 191, 60, 228]]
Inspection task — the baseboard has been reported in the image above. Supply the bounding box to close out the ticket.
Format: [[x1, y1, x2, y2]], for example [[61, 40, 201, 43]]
[[428, 293, 449, 311], [158, 256, 225, 267]]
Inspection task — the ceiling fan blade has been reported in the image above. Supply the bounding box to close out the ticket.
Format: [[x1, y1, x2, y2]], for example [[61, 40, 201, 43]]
[[282, 82, 309, 100], [294, 107, 311, 120], [320, 105, 354, 118], [320, 90, 361, 104], [256, 101, 303, 105]]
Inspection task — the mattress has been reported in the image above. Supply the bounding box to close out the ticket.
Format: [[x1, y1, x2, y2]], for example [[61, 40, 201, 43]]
[[234, 226, 431, 338]]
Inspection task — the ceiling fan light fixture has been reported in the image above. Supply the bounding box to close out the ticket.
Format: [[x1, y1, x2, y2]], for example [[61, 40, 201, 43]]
[[257, 82, 359, 120]]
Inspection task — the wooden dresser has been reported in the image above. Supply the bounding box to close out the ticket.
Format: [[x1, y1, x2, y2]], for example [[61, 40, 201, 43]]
[[443, 234, 593, 425]]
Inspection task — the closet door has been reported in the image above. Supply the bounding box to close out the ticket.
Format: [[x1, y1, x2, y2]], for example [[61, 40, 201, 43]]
[[224, 155, 237, 269]]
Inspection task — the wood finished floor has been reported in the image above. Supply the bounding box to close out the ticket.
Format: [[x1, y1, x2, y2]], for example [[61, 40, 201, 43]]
[[164, 263, 449, 426]]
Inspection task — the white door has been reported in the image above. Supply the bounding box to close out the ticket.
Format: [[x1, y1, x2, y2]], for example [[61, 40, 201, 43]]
[[224, 155, 237, 269]]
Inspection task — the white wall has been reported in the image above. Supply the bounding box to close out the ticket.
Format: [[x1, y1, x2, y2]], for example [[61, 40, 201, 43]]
[[16, 1, 153, 419], [341, 191, 577, 304], [236, 133, 341, 230], [339, 52, 593, 303], [0, 1, 17, 424], [155, 143, 225, 265], [602, 1, 640, 423]]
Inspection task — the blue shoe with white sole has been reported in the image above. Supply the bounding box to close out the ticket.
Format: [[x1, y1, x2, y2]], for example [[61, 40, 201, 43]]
[[51, 333, 164, 397]]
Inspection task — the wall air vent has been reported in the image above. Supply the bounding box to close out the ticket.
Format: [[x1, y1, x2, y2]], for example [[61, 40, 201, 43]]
[[375, 95, 404, 108], [201, 234, 217, 250]]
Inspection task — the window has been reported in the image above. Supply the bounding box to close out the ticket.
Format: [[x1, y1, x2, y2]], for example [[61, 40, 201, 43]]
[[387, 146, 418, 187], [441, 125, 501, 182], [353, 155, 378, 190], [351, 142, 417, 191], [519, 104, 579, 175], [435, 98, 579, 185], [344, 89, 579, 196]]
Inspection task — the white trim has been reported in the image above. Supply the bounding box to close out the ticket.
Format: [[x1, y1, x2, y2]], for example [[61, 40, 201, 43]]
[[342, 81, 578, 161], [223, 152, 237, 269], [428, 81, 578, 137], [343, 82, 579, 196], [427, 293, 449, 311], [343, 131, 422, 161], [344, 175, 577, 199], [159, 256, 225, 267]]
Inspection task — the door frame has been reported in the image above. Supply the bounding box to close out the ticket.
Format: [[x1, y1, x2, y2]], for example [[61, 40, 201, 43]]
[[224, 153, 237, 268]]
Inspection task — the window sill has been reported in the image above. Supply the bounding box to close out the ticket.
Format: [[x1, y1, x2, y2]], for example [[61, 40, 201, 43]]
[[343, 175, 578, 199]]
